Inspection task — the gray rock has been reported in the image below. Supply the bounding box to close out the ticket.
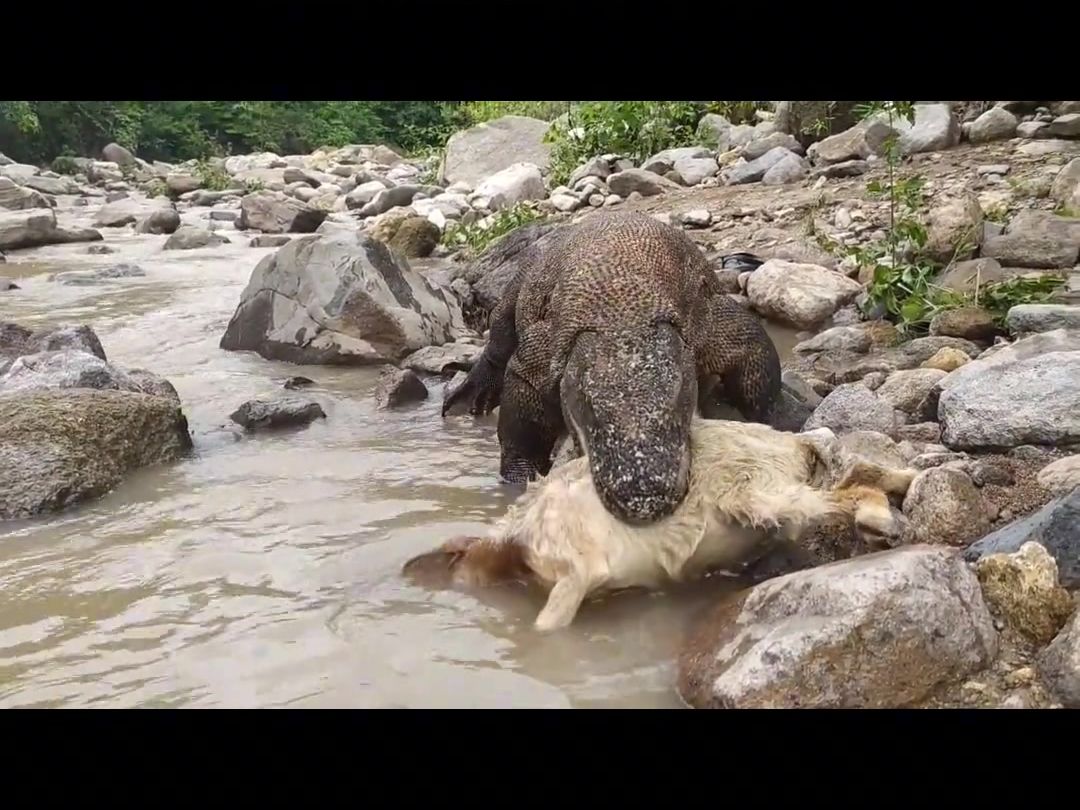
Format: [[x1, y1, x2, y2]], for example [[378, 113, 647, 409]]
[[969, 107, 1019, 144], [982, 209, 1080, 269], [605, 168, 680, 198], [642, 147, 711, 174], [163, 226, 229, 250], [724, 147, 799, 185], [933, 257, 1008, 294], [135, 207, 181, 235], [402, 342, 482, 374], [1038, 609, 1080, 708], [810, 159, 870, 179], [249, 234, 292, 248], [229, 397, 326, 431], [0, 387, 191, 522], [439, 116, 552, 187], [93, 198, 163, 228], [0, 209, 102, 251], [1051, 157, 1080, 210], [101, 143, 137, 166], [187, 189, 246, 206], [929, 307, 999, 343], [374, 367, 428, 410], [677, 545, 998, 709], [939, 350, 1080, 449], [891, 103, 961, 155], [803, 383, 900, 436], [793, 325, 873, 354], [741, 131, 802, 161], [875, 368, 948, 414], [238, 191, 328, 234], [761, 152, 808, 185], [1017, 121, 1051, 139], [0, 176, 51, 211], [0, 349, 177, 402], [1006, 304, 1080, 334], [220, 231, 470, 365], [925, 194, 983, 264], [165, 173, 201, 195], [48, 263, 146, 286], [746, 259, 862, 330], [467, 163, 547, 212], [20, 175, 78, 196], [345, 180, 388, 210], [696, 114, 733, 151], [1049, 114, 1080, 138], [807, 125, 876, 165], [0, 163, 39, 184], [903, 467, 989, 545], [964, 487, 1080, 588], [1037, 456, 1080, 494], [1016, 139, 1079, 156], [895, 422, 943, 443], [673, 156, 720, 186]]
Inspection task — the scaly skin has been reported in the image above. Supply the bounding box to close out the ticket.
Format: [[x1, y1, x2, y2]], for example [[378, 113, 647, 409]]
[[442, 211, 782, 524]]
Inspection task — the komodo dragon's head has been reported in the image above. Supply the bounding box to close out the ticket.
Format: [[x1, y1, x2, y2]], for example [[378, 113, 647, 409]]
[[558, 322, 698, 525]]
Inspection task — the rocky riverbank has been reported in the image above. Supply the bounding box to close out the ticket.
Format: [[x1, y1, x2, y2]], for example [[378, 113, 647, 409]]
[[2, 100, 1079, 709]]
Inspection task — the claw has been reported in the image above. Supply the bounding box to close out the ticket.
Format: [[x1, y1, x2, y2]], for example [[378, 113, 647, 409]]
[[441, 356, 502, 417]]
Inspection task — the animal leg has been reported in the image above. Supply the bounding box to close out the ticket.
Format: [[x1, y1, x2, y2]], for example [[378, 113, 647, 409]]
[[442, 292, 519, 417], [694, 295, 783, 424], [534, 574, 590, 632]]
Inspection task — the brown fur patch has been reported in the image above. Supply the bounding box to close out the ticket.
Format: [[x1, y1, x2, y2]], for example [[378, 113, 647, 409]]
[[402, 536, 531, 589]]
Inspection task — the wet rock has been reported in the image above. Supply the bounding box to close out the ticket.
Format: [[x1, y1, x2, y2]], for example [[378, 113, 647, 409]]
[[402, 342, 482, 374], [439, 115, 552, 187], [135, 207, 181, 235], [982, 209, 1080, 269], [938, 350, 1080, 449], [969, 107, 1019, 144], [606, 168, 680, 198], [746, 260, 862, 330], [0, 349, 178, 402], [467, 163, 545, 212], [249, 234, 292, 248], [282, 376, 314, 390], [875, 368, 948, 414], [238, 191, 328, 234], [925, 195, 984, 264], [1006, 304, 1080, 335], [1037, 456, 1080, 494], [964, 487, 1080, 587], [374, 367, 429, 410], [229, 397, 325, 431], [974, 541, 1074, 645], [0, 176, 51, 211], [0, 209, 102, 251], [929, 307, 999, 342], [93, 198, 164, 228], [0, 388, 192, 520], [48, 263, 146, 286], [677, 545, 998, 709], [1, 280, 17, 291], [1037, 610, 1080, 708], [163, 226, 228, 250], [903, 467, 989, 546], [803, 383, 900, 436], [388, 217, 440, 258], [220, 231, 470, 365]]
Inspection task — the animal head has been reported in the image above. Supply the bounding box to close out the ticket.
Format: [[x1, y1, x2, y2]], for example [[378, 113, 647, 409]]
[[559, 323, 698, 525]]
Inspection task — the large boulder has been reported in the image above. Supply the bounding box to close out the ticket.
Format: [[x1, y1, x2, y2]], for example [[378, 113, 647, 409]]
[[0, 163, 39, 184], [0, 176, 51, 211], [0, 388, 192, 520], [890, 103, 961, 155], [439, 116, 553, 187], [0, 349, 179, 401], [605, 169, 680, 197], [982, 209, 1080, 269], [21, 175, 78, 196], [135, 208, 181, 235], [164, 226, 229, 250], [677, 546, 998, 709], [468, 163, 546, 211], [746, 259, 862, 329], [219, 232, 470, 365], [968, 107, 1019, 144], [0, 209, 102, 251], [1, 322, 106, 369], [1005, 304, 1080, 335], [93, 197, 168, 228], [1038, 608, 1080, 708], [101, 142, 137, 167], [238, 191, 328, 234]]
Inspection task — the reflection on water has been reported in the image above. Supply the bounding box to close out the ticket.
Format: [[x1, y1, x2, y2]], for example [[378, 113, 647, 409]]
[[0, 199, 794, 708]]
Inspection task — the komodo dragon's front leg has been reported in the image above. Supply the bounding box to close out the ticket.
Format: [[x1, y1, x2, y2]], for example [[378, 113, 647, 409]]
[[441, 290, 518, 417], [693, 294, 783, 424]]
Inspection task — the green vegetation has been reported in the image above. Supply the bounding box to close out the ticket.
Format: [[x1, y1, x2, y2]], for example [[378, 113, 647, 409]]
[[822, 101, 1066, 334], [441, 202, 546, 256], [194, 159, 232, 191]]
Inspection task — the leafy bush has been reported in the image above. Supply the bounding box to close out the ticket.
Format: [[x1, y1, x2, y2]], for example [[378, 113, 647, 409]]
[[194, 159, 232, 192], [441, 202, 545, 256], [50, 155, 81, 175]]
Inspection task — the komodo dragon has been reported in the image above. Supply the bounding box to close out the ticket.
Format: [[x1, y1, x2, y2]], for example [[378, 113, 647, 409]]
[[442, 211, 782, 525]]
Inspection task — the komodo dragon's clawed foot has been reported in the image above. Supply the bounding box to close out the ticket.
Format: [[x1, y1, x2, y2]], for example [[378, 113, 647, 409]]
[[441, 356, 504, 417]]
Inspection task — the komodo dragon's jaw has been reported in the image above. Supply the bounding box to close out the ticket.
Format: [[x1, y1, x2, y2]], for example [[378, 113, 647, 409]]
[[560, 323, 698, 525]]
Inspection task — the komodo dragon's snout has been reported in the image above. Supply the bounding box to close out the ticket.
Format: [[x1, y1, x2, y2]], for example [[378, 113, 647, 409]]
[[557, 322, 698, 524]]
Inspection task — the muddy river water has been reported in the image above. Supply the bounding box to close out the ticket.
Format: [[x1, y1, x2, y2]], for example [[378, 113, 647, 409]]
[[0, 201, 801, 708]]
